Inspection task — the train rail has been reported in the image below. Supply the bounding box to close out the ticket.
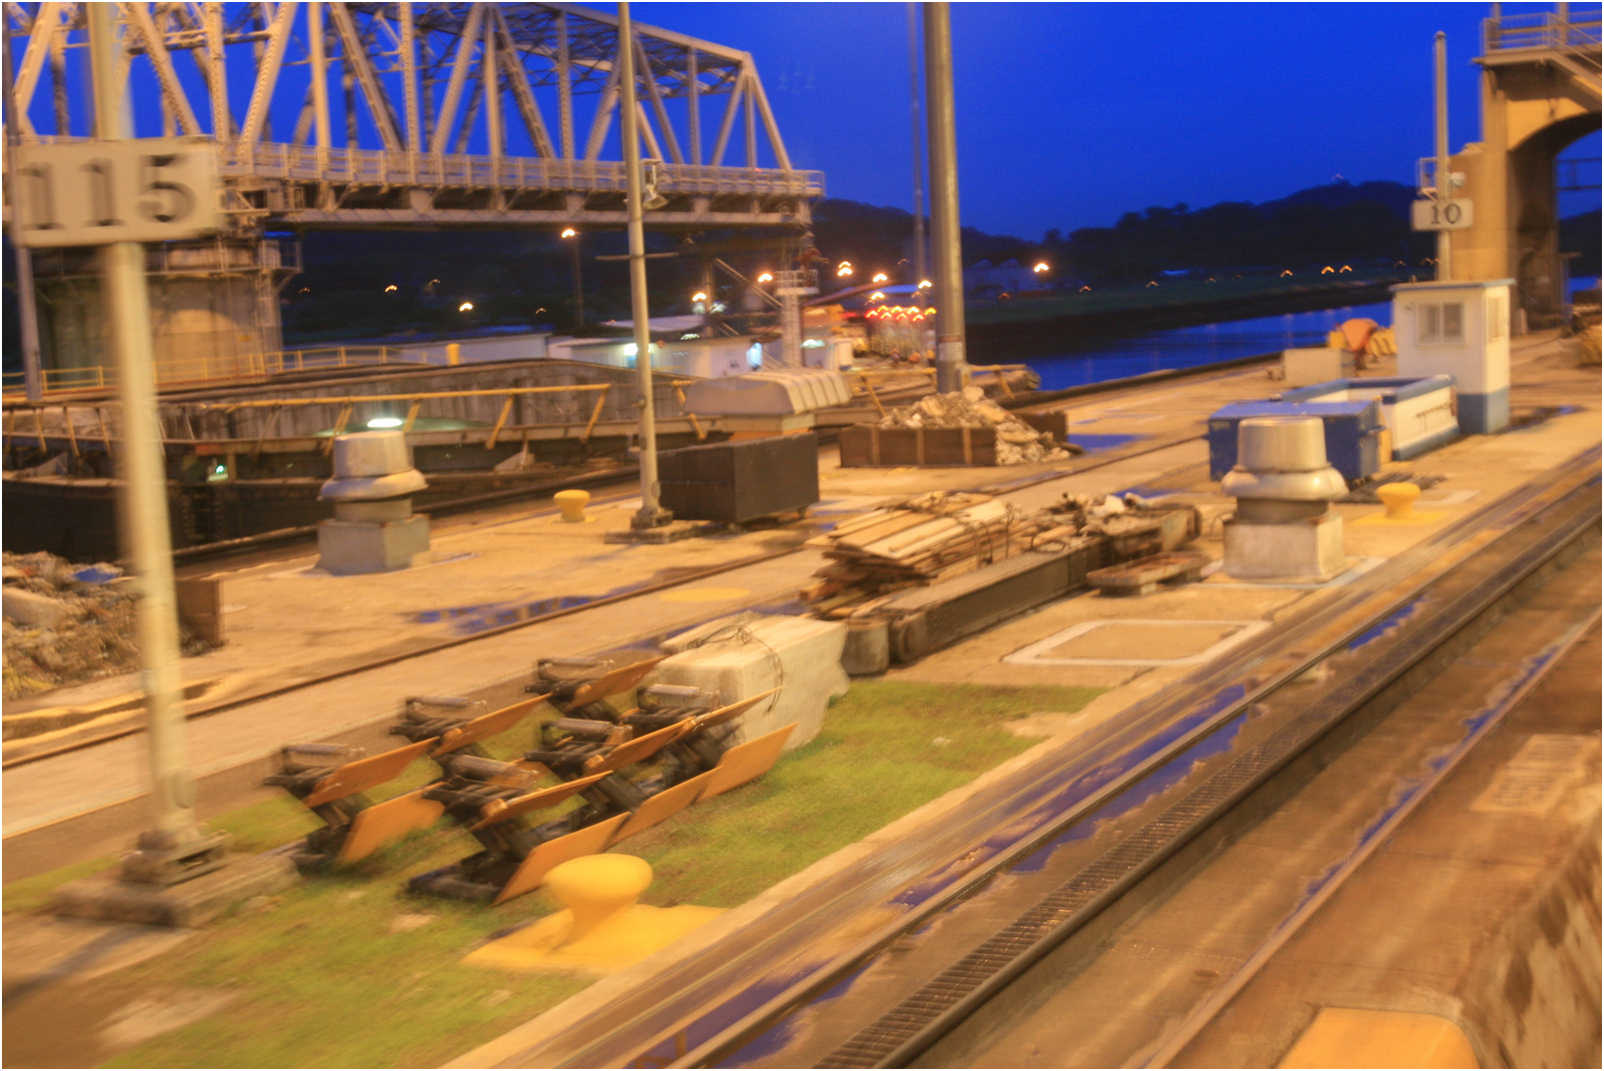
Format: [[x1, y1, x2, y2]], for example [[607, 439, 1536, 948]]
[[3, 427, 1208, 772], [477, 446, 1599, 1069]]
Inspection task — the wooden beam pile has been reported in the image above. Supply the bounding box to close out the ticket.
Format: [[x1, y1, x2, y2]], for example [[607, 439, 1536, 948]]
[[801, 492, 1074, 617]]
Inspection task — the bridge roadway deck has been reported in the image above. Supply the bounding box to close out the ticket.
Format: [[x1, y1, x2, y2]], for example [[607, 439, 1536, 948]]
[[2, 331, 1598, 1064]]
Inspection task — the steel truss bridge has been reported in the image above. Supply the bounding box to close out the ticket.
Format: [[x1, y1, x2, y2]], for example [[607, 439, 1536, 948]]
[[2, 2, 824, 232]]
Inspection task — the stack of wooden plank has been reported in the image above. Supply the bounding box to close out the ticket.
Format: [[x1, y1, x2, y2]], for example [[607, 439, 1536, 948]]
[[801, 492, 1074, 617]]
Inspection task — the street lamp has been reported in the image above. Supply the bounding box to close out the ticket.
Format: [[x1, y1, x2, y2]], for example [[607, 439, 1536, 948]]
[[1032, 261, 1049, 275], [836, 260, 854, 278], [458, 300, 475, 312], [561, 227, 583, 332], [757, 271, 774, 284], [871, 271, 889, 284]]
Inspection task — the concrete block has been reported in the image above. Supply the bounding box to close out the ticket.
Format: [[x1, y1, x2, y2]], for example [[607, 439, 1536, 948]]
[[1223, 512, 1345, 582], [652, 612, 848, 751], [316, 514, 430, 575], [3, 587, 70, 629], [53, 851, 298, 928], [1281, 347, 1352, 388]]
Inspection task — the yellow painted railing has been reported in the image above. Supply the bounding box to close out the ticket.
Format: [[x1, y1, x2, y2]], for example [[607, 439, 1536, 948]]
[[1, 345, 445, 402]]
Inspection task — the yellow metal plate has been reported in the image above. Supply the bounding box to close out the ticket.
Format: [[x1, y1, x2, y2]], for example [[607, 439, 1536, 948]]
[[590, 720, 695, 773], [567, 657, 665, 708], [470, 771, 610, 831], [304, 738, 435, 806], [335, 788, 445, 864], [493, 813, 628, 906], [693, 689, 780, 731], [612, 771, 715, 844], [436, 693, 551, 754], [698, 723, 796, 801]]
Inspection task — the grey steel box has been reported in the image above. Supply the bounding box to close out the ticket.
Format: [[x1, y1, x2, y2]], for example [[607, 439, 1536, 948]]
[[657, 434, 820, 524]]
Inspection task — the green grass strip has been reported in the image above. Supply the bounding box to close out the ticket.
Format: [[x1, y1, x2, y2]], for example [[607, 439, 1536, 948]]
[[9, 680, 1099, 1069]]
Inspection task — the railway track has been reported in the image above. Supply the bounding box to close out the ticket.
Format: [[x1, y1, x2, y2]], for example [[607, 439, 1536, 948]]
[[477, 446, 1599, 1070], [5, 427, 1210, 772]]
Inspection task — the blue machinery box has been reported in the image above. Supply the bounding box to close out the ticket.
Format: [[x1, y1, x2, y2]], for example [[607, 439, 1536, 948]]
[[1207, 400, 1384, 483]]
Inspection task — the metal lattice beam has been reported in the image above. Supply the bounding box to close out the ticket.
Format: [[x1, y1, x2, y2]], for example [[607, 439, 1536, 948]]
[[3, 2, 822, 231]]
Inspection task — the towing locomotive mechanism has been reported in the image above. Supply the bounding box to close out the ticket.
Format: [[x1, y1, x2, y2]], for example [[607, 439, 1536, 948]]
[[267, 656, 788, 905]]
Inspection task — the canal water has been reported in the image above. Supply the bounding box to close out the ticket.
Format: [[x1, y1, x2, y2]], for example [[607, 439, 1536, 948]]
[[1002, 275, 1600, 393], [997, 300, 1389, 392]]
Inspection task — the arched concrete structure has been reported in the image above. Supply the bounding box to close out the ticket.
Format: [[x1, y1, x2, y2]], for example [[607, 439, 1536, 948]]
[[1449, 8, 1600, 328]]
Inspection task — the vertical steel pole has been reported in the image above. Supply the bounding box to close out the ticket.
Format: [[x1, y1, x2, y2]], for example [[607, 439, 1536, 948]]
[[1434, 31, 1452, 281], [619, 3, 669, 529], [87, 5, 203, 852], [924, 3, 966, 391], [2, 32, 43, 401], [908, 3, 927, 309]]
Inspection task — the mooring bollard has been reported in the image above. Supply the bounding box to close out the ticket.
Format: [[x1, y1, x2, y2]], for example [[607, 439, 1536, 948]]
[[554, 488, 591, 523]]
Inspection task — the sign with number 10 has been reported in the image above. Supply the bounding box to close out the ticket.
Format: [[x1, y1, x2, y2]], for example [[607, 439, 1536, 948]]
[[10, 138, 222, 247]]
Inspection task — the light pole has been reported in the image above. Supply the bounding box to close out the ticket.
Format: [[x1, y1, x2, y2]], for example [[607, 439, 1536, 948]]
[[619, 2, 670, 530], [1433, 31, 1451, 281], [88, 3, 225, 883], [924, 3, 968, 392], [561, 226, 584, 332]]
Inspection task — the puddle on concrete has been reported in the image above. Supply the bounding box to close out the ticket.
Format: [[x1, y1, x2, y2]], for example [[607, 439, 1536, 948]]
[[1501, 405, 1581, 434], [1062, 432, 1147, 453]]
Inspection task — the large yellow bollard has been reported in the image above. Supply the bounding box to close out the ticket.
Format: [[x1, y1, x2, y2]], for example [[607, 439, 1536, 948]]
[[1377, 481, 1420, 519], [543, 854, 653, 942], [554, 488, 590, 523]]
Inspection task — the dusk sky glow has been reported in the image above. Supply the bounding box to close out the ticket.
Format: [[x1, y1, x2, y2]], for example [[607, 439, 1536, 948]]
[[637, 2, 1600, 238]]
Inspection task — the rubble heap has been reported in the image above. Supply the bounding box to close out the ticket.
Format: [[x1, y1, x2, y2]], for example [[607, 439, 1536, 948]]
[[877, 386, 1071, 465], [2, 551, 213, 700]]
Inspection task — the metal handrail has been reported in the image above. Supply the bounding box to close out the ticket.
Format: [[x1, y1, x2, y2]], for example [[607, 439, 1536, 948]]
[[1484, 8, 1603, 55], [224, 143, 826, 198], [0, 345, 446, 402]]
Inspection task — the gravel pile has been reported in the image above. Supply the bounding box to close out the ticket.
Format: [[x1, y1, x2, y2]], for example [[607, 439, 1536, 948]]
[[2, 551, 213, 701], [876, 386, 1071, 465]]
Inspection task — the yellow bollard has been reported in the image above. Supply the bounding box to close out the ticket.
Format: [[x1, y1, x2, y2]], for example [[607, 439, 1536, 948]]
[[1377, 482, 1419, 519], [461, 852, 723, 973], [543, 854, 653, 942], [446, 342, 461, 366], [554, 488, 590, 523]]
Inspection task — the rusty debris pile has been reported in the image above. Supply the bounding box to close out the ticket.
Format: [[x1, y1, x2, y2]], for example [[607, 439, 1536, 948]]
[[1, 551, 212, 701], [801, 490, 1202, 619], [876, 387, 1071, 465]]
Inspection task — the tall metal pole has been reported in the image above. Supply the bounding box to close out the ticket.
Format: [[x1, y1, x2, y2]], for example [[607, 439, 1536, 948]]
[[87, 5, 211, 868], [908, 3, 927, 309], [2, 32, 44, 402], [619, 3, 670, 529], [570, 236, 584, 331], [924, 3, 967, 391], [1434, 31, 1452, 281]]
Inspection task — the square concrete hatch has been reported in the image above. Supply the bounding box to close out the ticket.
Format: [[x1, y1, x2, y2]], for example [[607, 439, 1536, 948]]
[[1003, 618, 1271, 667]]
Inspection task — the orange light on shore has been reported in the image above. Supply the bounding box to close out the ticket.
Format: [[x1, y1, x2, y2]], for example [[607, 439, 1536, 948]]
[[871, 272, 889, 284], [1280, 269, 1294, 277], [869, 291, 886, 302], [692, 291, 708, 303], [560, 227, 578, 239], [458, 300, 475, 312], [757, 271, 774, 284], [1032, 261, 1049, 274], [918, 279, 933, 290]]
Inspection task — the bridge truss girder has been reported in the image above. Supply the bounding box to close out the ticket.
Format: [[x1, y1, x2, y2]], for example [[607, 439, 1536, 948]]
[[2, 2, 823, 231]]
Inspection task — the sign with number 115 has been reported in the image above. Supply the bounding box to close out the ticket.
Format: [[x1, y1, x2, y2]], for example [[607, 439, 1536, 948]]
[[10, 138, 221, 247]]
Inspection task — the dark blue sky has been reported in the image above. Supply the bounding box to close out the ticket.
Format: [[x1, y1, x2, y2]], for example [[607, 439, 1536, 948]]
[[640, 2, 1600, 238]]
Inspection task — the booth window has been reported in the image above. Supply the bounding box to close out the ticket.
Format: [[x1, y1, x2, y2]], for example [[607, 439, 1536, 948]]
[[1418, 301, 1465, 344]]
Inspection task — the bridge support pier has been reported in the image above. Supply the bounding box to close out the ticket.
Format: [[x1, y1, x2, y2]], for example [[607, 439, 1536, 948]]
[[29, 237, 297, 386]]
